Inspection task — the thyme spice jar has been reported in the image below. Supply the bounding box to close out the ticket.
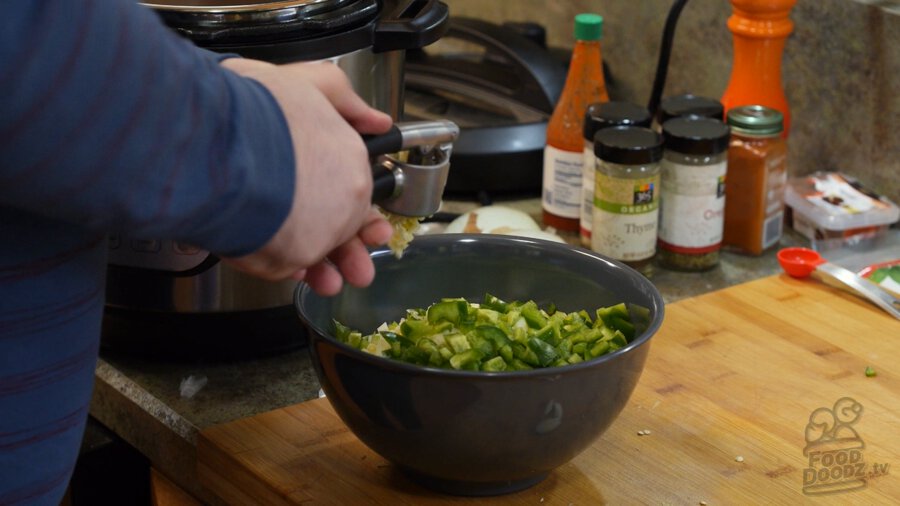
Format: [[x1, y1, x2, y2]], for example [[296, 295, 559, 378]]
[[657, 116, 731, 271], [580, 101, 653, 246], [591, 126, 663, 276]]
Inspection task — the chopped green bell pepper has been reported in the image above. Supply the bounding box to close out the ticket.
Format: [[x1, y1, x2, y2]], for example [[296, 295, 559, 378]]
[[427, 299, 468, 326], [333, 293, 646, 372]]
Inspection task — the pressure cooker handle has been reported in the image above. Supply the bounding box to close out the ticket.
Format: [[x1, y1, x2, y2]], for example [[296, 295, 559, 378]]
[[373, 0, 449, 52]]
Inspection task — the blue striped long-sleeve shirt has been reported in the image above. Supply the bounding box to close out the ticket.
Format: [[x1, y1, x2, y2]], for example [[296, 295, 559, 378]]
[[1, 1, 295, 503]]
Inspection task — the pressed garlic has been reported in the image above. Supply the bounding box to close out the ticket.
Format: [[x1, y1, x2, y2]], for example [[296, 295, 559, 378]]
[[380, 208, 423, 259]]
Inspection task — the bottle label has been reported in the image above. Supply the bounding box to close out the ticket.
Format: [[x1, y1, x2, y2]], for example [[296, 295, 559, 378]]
[[542, 146, 583, 219], [763, 157, 787, 249], [591, 172, 660, 261], [580, 145, 596, 238], [762, 209, 784, 249], [658, 160, 727, 252]]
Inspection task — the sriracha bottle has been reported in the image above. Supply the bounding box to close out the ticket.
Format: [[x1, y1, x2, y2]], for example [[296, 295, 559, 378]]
[[542, 13, 609, 232]]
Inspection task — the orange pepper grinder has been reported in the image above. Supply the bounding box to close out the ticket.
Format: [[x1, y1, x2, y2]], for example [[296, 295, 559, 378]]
[[720, 0, 796, 135]]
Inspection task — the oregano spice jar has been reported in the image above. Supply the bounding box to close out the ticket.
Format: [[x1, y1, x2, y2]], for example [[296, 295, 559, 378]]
[[657, 116, 731, 271]]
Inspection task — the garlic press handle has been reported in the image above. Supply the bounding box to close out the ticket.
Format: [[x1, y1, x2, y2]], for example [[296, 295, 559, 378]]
[[371, 162, 402, 204], [363, 120, 460, 156], [364, 125, 404, 156]]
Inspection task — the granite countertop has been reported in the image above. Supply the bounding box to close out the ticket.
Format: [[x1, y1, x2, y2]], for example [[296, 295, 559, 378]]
[[89, 198, 809, 504]]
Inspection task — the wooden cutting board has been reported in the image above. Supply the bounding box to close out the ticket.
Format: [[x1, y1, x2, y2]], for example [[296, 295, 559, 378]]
[[197, 275, 900, 505]]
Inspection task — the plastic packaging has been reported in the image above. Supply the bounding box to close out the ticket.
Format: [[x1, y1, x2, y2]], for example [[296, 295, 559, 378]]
[[580, 101, 652, 246], [860, 259, 900, 298], [591, 126, 664, 276], [657, 116, 731, 271], [542, 13, 609, 232], [785, 172, 900, 250]]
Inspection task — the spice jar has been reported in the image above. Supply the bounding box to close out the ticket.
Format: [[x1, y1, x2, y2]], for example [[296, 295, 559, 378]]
[[580, 101, 653, 246], [657, 116, 731, 271], [591, 126, 663, 276], [656, 94, 724, 128], [722, 105, 787, 255]]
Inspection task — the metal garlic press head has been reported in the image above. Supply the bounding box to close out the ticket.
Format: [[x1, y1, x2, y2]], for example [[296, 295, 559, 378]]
[[366, 120, 460, 217]]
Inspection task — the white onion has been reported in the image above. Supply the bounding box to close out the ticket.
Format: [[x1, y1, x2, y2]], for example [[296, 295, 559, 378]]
[[445, 206, 541, 234], [443, 206, 565, 243]]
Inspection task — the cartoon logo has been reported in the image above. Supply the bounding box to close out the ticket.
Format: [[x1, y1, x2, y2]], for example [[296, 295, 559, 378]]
[[802, 397, 890, 495]]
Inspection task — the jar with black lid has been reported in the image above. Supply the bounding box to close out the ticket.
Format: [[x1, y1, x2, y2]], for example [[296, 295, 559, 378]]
[[657, 94, 724, 127], [591, 126, 663, 276], [580, 101, 653, 246], [657, 116, 731, 271]]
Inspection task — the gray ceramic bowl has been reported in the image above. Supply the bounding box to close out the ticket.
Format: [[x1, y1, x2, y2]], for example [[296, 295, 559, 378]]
[[295, 234, 664, 496]]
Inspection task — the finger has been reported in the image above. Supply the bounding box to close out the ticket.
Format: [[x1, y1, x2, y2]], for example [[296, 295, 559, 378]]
[[296, 62, 392, 133], [359, 210, 394, 246], [304, 261, 344, 297], [220, 57, 276, 73], [221, 256, 283, 282], [359, 219, 393, 247], [350, 108, 393, 135], [290, 268, 308, 282], [327, 237, 376, 288]]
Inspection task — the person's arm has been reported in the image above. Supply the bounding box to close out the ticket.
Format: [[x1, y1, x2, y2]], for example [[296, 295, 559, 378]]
[[217, 58, 395, 291], [0, 0, 283, 257], [1, 1, 392, 292]]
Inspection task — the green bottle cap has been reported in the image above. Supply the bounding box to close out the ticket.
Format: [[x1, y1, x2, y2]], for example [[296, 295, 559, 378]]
[[726, 105, 784, 136], [574, 13, 603, 41]]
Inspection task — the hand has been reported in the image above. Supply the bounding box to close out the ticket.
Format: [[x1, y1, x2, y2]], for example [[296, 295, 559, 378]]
[[219, 58, 394, 296]]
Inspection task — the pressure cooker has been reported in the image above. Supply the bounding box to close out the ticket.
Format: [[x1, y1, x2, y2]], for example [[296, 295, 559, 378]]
[[102, 0, 450, 360]]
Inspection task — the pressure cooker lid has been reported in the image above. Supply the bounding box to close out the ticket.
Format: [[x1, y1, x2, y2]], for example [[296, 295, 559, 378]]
[[146, 0, 347, 15], [144, 0, 379, 47], [145, 0, 362, 25], [145, 0, 449, 62], [402, 17, 567, 199], [404, 78, 550, 199], [142, 0, 357, 27]]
